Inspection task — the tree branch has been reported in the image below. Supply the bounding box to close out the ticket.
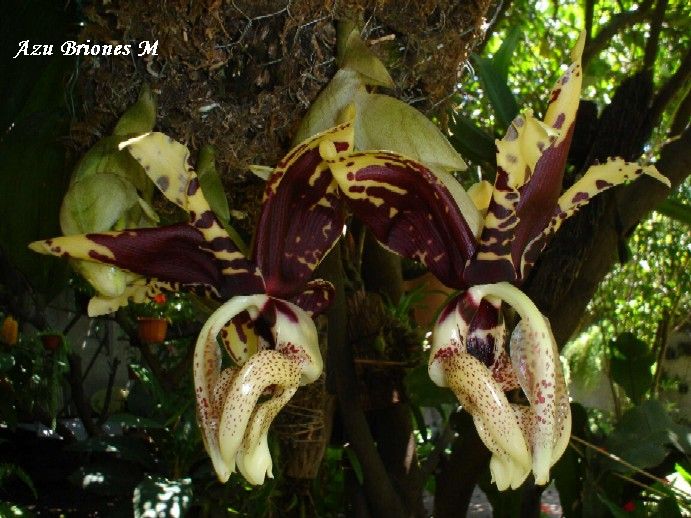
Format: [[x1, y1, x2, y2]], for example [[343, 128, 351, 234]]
[[582, 0, 653, 66], [321, 245, 407, 517], [528, 126, 691, 346], [648, 46, 691, 129], [643, 0, 667, 71], [669, 88, 691, 137], [584, 0, 595, 49]]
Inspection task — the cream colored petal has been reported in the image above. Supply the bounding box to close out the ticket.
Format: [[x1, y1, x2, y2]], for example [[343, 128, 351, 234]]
[[436, 352, 531, 483], [218, 350, 301, 482], [272, 300, 323, 384], [428, 298, 469, 387], [236, 384, 298, 485], [193, 294, 268, 482], [469, 282, 571, 485]]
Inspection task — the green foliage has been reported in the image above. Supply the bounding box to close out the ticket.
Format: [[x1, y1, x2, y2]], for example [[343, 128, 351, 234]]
[[609, 332, 655, 405], [470, 28, 520, 129], [133, 476, 193, 518], [605, 400, 690, 472]]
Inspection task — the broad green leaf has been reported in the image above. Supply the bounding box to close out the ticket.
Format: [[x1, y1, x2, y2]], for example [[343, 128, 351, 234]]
[[605, 400, 691, 472], [133, 476, 193, 518], [609, 332, 654, 404], [449, 113, 497, 170], [356, 92, 467, 173], [197, 145, 230, 223], [343, 447, 364, 485], [105, 412, 165, 429], [60, 173, 138, 235], [0, 56, 71, 298], [339, 29, 394, 88], [70, 136, 152, 199], [492, 26, 522, 82], [472, 55, 519, 129], [113, 83, 156, 137], [293, 68, 365, 144], [0, 463, 36, 499]]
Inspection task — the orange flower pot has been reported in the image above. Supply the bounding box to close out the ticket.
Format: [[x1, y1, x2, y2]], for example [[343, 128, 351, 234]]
[[137, 317, 168, 344]]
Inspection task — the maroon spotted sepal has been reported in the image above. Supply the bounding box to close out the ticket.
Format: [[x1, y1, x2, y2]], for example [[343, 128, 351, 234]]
[[323, 149, 476, 290], [253, 123, 353, 299]]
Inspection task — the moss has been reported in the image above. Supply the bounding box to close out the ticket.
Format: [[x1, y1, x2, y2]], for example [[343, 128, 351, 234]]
[[71, 0, 491, 234]]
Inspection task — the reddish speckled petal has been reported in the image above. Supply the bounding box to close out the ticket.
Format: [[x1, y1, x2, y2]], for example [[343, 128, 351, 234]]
[[468, 282, 571, 485], [323, 146, 475, 289], [510, 319, 571, 484], [436, 351, 531, 489], [253, 122, 353, 299], [272, 298, 323, 384], [218, 350, 301, 483], [193, 294, 269, 482], [236, 384, 298, 484]]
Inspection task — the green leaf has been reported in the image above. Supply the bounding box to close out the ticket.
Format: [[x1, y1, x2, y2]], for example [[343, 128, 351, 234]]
[[492, 26, 522, 82], [339, 29, 394, 88], [655, 199, 691, 226], [609, 332, 655, 404], [133, 476, 193, 518], [113, 83, 156, 137], [0, 463, 36, 499], [356, 92, 467, 172], [0, 56, 71, 298], [605, 400, 691, 472], [343, 447, 364, 485], [60, 173, 139, 234], [293, 68, 365, 143], [471, 55, 519, 129], [449, 113, 497, 170], [197, 145, 230, 223]]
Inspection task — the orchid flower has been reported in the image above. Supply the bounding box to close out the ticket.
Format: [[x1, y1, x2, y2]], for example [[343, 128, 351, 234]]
[[309, 34, 669, 489], [30, 131, 343, 485]]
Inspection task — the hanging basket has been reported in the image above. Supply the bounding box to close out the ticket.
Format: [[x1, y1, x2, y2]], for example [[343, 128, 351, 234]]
[[137, 317, 168, 344]]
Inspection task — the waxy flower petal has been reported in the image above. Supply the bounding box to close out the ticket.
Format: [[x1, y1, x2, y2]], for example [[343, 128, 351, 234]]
[[429, 282, 570, 486], [322, 145, 476, 289], [194, 295, 322, 483], [253, 122, 353, 299]]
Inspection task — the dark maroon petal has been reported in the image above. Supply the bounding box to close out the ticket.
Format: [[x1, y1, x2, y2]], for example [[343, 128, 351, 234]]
[[86, 223, 264, 298], [326, 151, 475, 289], [467, 299, 503, 367], [290, 279, 334, 317], [253, 126, 353, 299], [511, 123, 575, 280], [464, 123, 575, 286]]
